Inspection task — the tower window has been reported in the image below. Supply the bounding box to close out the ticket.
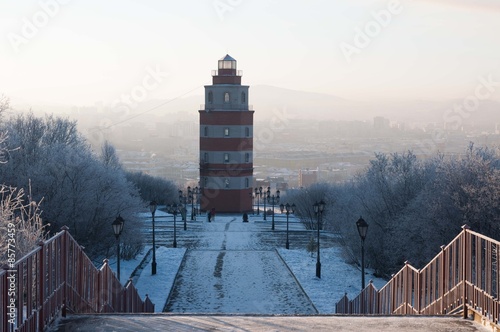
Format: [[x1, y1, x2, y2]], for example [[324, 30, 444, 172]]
[[245, 153, 249, 163], [245, 178, 249, 187], [224, 92, 230, 103], [224, 153, 230, 163], [204, 177, 208, 186], [208, 91, 213, 103], [225, 178, 230, 188], [224, 128, 230, 137], [204, 152, 208, 162], [241, 92, 246, 103], [245, 127, 250, 137], [204, 126, 208, 137]]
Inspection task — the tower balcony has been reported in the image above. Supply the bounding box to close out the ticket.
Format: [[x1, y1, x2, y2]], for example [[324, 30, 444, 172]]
[[212, 70, 243, 77], [200, 104, 253, 111], [211, 69, 243, 84]]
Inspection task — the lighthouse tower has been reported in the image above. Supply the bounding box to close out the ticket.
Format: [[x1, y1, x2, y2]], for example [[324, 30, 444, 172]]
[[199, 55, 254, 213]]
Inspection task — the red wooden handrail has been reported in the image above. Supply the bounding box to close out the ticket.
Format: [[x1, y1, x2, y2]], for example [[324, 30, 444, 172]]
[[335, 225, 500, 328], [1, 227, 154, 332]]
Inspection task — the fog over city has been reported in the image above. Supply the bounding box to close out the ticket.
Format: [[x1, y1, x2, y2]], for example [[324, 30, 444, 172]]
[[2, 0, 500, 185]]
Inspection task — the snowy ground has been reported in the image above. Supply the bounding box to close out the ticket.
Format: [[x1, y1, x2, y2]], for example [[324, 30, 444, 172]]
[[112, 213, 386, 314]]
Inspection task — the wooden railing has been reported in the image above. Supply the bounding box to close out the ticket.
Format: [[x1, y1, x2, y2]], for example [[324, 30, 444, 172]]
[[1, 226, 154, 332], [335, 225, 499, 328]]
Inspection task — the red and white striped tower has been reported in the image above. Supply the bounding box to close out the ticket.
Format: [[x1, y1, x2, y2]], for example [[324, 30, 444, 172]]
[[199, 55, 254, 213]]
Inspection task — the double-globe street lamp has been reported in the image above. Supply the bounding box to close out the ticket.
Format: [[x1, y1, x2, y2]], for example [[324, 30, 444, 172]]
[[356, 216, 369, 291], [255, 187, 262, 216], [280, 203, 296, 249], [195, 186, 200, 216], [149, 201, 157, 275], [111, 215, 125, 281], [313, 200, 326, 278], [249, 192, 255, 215], [263, 187, 270, 221], [168, 203, 181, 248], [267, 188, 280, 230], [187, 186, 198, 220], [178, 190, 188, 231]]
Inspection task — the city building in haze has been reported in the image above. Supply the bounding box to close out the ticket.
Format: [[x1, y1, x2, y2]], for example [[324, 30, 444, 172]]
[[298, 168, 318, 188]]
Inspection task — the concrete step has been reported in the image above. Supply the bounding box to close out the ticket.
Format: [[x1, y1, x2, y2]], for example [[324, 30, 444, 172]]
[[50, 314, 487, 332]]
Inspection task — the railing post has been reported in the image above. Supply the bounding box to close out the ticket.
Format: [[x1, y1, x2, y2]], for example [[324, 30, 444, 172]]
[[102, 259, 109, 312], [440, 245, 445, 315], [2, 265, 9, 332], [390, 273, 395, 314], [404, 261, 410, 315], [416, 268, 422, 314], [61, 226, 69, 317], [97, 265, 102, 312], [37, 240, 45, 331], [462, 225, 470, 319]]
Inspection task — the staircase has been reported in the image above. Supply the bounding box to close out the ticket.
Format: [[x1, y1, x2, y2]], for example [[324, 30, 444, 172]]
[[1, 227, 153, 332], [335, 225, 499, 330]]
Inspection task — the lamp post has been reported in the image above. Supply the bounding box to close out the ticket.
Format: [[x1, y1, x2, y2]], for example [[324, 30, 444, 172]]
[[149, 201, 157, 275], [249, 192, 254, 215], [168, 203, 179, 248], [313, 200, 325, 278], [194, 186, 199, 216], [256, 187, 262, 216], [188, 186, 195, 220], [178, 190, 187, 230], [280, 203, 295, 249], [268, 188, 280, 230], [263, 186, 270, 221], [356, 216, 369, 291], [112, 215, 125, 281]]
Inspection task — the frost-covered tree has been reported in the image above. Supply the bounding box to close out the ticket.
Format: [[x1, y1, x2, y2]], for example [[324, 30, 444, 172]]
[[0, 98, 47, 265], [442, 144, 500, 238], [285, 183, 329, 230], [100, 140, 121, 170], [125, 171, 178, 205], [0, 112, 145, 261], [330, 146, 500, 277]]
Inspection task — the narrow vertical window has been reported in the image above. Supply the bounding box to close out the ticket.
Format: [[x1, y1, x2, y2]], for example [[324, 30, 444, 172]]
[[204, 177, 208, 186], [241, 92, 246, 103], [204, 152, 208, 162], [224, 153, 229, 163], [204, 126, 208, 137], [224, 127, 230, 137], [245, 153, 249, 163], [245, 127, 250, 137], [245, 178, 249, 187], [225, 178, 230, 188], [224, 92, 230, 103], [208, 91, 213, 103]]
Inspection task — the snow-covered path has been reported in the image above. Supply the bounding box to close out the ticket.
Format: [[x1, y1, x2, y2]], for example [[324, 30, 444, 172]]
[[125, 213, 386, 314], [165, 217, 317, 314]]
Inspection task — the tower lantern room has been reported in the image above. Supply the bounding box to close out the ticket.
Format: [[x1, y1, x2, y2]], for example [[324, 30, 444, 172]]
[[218, 54, 237, 71], [212, 54, 242, 85]]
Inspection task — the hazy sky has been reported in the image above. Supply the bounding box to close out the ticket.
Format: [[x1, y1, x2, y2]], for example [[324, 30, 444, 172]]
[[1, 0, 500, 106]]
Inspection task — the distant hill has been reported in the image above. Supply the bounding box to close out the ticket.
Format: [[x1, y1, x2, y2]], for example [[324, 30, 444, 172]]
[[145, 85, 499, 126], [21, 85, 500, 129], [145, 85, 362, 121]]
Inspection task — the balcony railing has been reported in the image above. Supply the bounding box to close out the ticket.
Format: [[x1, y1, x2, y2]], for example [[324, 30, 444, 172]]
[[211, 70, 243, 76], [200, 104, 253, 111]]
